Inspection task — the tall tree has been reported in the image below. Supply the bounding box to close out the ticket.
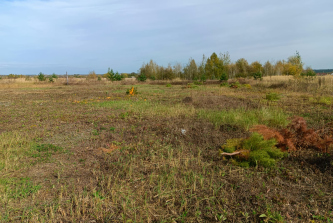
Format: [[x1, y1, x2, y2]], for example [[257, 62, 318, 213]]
[[183, 58, 198, 80], [235, 58, 249, 78], [263, 61, 274, 77], [205, 52, 224, 79], [287, 51, 303, 77]]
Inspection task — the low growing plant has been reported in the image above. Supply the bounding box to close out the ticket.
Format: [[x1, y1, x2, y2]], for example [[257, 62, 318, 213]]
[[229, 81, 240, 88], [220, 133, 286, 168], [220, 82, 229, 87], [166, 83, 172, 87], [266, 92, 280, 101]]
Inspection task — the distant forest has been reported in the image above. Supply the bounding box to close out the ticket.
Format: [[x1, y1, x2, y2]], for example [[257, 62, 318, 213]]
[[2, 52, 332, 80], [314, 69, 333, 74]]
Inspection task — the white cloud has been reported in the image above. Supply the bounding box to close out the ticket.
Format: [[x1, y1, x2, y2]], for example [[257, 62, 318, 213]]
[[0, 0, 332, 74]]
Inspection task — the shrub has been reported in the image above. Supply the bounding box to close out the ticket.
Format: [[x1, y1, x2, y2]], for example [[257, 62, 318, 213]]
[[166, 83, 172, 87], [243, 84, 252, 89], [87, 71, 97, 79], [48, 77, 54, 83], [106, 68, 122, 81], [137, 73, 147, 82], [220, 72, 228, 82], [51, 73, 58, 79], [97, 76, 102, 81], [200, 74, 206, 82], [251, 117, 333, 153], [37, 72, 46, 81], [266, 92, 280, 101], [220, 133, 286, 168], [252, 71, 262, 80], [229, 81, 240, 88], [301, 69, 316, 77]]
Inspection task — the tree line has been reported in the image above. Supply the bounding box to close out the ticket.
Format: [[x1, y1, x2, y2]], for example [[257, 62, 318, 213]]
[[138, 51, 316, 81]]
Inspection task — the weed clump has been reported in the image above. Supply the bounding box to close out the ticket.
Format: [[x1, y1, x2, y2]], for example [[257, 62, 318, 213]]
[[220, 82, 229, 87], [220, 133, 286, 168], [166, 83, 172, 87], [309, 96, 332, 105], [229, 81, 240, 88], [266, 92, 280, 101]]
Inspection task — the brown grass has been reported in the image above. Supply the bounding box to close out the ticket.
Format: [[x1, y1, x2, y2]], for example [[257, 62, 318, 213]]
[[0, 78, 333, 222]]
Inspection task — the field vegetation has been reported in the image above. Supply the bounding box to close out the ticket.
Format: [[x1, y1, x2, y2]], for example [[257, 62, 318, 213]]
[[0, 74, 333, 222], [1, 51, 333, 222]]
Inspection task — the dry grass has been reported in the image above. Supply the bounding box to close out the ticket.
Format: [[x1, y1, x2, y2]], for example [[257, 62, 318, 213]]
[[0, 78, 332, 222]]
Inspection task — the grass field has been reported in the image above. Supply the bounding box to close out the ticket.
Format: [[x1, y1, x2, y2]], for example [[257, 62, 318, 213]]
[[0, 76, 333, 222]]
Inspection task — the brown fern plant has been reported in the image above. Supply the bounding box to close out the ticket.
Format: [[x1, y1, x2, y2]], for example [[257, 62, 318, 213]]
[[251, 117, 333, 153]]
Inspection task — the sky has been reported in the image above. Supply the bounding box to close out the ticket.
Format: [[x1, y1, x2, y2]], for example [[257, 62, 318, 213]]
[[0, 0, 332, 75]]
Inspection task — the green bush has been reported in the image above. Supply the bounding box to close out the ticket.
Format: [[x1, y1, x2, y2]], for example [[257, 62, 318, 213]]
[[137, 73, 147, 82], [166, 83, 172, 87], [266, 92, 280, 101], [220, 133, 286, 168], [219, 72, 228, 82], [242, 84, 252, 89], [229, 81, 240, 88], [37, 72, 46, 81], [301, 69, 316, 77], [48, 77, 54, 83], [107, 68, 122, 81], [51, 73, 58, 79], [252, 71, 262, 80], [200, 74, 206, 82]]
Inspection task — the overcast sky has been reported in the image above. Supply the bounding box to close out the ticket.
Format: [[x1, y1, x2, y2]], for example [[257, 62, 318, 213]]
[[0, 0, 332, 74]]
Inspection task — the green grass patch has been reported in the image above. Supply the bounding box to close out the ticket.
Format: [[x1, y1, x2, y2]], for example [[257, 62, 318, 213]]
[[95, 99, 196, 118], [265, 92, 280, 101], [198, 107, 289, 130], [309, 96, 333, 105], [0, 177, 41, 199], [29, 143, 66, 163]]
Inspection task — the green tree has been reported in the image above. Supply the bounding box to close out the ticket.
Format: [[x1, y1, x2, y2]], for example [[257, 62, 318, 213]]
[[37, 72, 46, 81], [263, 61, 274, 77], [287, 51, 303, 77], [301, 67, 316, 77], [235, 58, 249, 78], [205, 52, 224, 79], [198, 54, 207, 81], [106, 68, 122, 81], [183, 58, 198, 80]]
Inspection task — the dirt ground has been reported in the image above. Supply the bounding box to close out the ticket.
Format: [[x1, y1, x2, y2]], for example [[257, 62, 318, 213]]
[[0, 80, 332, 222]]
